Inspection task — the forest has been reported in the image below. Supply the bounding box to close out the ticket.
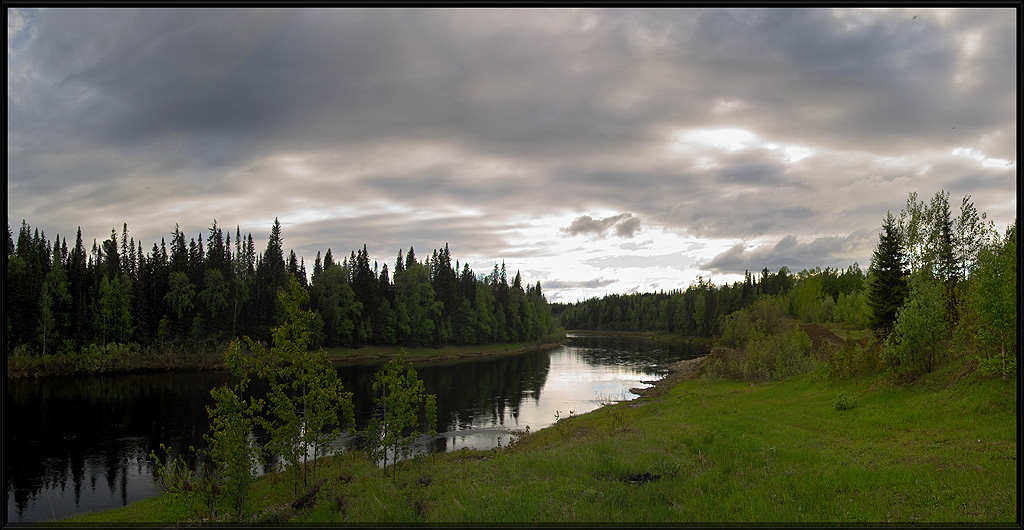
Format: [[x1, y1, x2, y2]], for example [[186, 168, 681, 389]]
[[5, 218, 560, 357], [553, 264, 865, 336], [554, 190, 1016, 379], [5, 190, 1016, 381]]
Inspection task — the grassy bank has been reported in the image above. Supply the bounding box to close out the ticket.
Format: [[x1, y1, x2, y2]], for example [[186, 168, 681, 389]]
[[321, 337, 567, 366], [5, 343, 226, 378], [567, 329, 714, 348], [6, 333, 568, 378], [65, 353, 1016, 524]]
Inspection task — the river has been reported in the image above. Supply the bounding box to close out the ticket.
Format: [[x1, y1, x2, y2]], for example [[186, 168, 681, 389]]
[[4, 333, 707, 523]]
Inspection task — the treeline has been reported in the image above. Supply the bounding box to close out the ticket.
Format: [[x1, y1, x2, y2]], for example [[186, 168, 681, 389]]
[[553, 264, 866, 337], [555, 190, 1017, 380], [5, 218, 560, 357]]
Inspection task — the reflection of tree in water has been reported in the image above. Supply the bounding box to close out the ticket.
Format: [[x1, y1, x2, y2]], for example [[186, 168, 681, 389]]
[[569, 335, 708, 373], [417, 349, 551, 432], [4, 371, 231, 520], [331, 351, 551, 436], [10, 343, 659, 522]]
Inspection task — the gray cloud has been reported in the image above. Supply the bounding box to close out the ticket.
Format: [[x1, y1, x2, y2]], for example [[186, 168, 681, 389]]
[[583, 252, 695, 272], [562, 213, 641, 239], [6, 7, 1016, 301], [700, 231, 876, 275], [542, 278, 617, 291]]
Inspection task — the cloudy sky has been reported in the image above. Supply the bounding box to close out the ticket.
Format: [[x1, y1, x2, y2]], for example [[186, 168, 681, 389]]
[[7, 8, 1017, 302]]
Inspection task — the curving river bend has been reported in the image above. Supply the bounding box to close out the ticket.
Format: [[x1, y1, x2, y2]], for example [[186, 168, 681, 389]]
[[4, 333, 707, 523]]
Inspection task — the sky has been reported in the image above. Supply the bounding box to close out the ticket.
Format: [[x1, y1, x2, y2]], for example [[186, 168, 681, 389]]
[[7, 7, 1018, 303]]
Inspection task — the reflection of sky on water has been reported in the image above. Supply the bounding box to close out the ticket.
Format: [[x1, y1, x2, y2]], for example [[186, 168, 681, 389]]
[[433, 346, 659, 452]]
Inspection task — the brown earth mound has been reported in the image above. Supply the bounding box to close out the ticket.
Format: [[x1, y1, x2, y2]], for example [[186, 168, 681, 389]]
[[798, 322, 854, 352]]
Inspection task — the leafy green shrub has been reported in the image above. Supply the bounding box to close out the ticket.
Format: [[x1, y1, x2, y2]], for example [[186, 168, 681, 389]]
[[833, 289, 869, 328], [747, 295, 789, 335], [832, 391, 857, 411], [825, 341, 847, 380], [705, 326, 815, 383], [150, 444, 220, 521], [742, 326, 814, 382], [883, 273, 945, 379], [369, 351, 438, 483], [827, 337, 880, 379], [789, 274, 835, 323], [719, 310, 754, 348]]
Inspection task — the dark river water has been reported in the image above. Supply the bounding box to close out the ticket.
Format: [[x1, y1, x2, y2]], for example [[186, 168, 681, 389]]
[[4, 334, 706, 523]]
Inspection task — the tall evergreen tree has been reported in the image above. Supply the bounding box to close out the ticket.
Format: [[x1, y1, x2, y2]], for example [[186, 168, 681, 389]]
[[867, 212, 909, 338], [253, 218, 289, 342]]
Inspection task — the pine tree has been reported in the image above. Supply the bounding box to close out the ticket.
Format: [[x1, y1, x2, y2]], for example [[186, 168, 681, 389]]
[[867, 212, 909, 338]]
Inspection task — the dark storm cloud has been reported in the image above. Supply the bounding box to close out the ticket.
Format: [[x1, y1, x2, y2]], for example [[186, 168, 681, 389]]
[[7, 7, 1016, 299], [701, 231, 875, 275], [561, 213, 640, 239]]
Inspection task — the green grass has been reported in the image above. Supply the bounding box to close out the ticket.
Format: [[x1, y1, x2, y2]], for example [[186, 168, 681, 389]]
[[65, 355, 1016, 524]]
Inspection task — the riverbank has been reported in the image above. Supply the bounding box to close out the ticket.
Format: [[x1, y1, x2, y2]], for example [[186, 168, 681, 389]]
[[5, 336, 568, 378], [321, 338, 567, 366], [64, 351, 1016, 524], [567, 329, 714, 348]]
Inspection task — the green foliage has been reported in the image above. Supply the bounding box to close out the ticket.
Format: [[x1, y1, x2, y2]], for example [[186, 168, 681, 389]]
[[827, 337, 880, 380], [394, 263, 441, 346], [38, 256, 71, 355], [832, 391, 857, 411], [8, 217, 556, 362], [96, 274, 134, 345], [164, 271, 194, 320], [964, 222, 1017, 378], [556, 268, 812, 337], [310, 264, 360, 347], [706, 325, 814, 383], [232, 276, 356, 502], [718, 309, 753, 349], [204, 380, 263, 521], [370, 351, 438, 482], [149, 444, 220, 522], [867, 212, 909, 338], [718, 294, 790, 349], [789, 273, 834, 323], [883, 273, 946, 378], [198, 269, 229, 341], [832, 289, 869, 329]]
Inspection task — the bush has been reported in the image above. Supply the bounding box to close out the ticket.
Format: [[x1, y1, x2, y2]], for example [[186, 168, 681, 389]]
[[827, 337, 881, 380], [883, 274, 946, 379], [704, 326, 816, 383], [719, 310, 754, 348], [747, 295, 789, 335], [833, 290, 869, 329], [832, 391, 857, 411]]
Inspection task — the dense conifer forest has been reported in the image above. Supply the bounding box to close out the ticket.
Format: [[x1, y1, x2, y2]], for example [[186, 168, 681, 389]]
[[5, 218, 559, 357]]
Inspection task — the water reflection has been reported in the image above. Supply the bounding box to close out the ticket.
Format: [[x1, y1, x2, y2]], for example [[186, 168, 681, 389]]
[[4, 334, 705, 522]]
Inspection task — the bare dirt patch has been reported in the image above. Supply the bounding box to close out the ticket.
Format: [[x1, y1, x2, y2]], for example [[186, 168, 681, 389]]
[[798, 323, 850, 352]]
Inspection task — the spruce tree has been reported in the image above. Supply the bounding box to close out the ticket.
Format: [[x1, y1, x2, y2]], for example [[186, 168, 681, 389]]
[[867, 212, 909, 338]]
